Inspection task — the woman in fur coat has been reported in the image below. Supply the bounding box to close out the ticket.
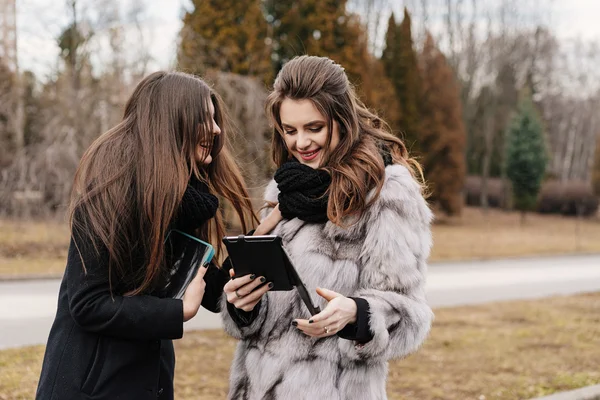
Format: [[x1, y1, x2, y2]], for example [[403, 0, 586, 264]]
[[221, 55, 434, 400]]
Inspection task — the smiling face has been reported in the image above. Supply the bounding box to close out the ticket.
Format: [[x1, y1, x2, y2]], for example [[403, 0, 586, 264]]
[[195, 100, 222, 165], [279, 98, 340, 169]]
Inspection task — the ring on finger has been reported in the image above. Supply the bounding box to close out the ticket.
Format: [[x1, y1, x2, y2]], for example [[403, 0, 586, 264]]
[[324, 327, 330, 334], [235, 290, 244, 299]]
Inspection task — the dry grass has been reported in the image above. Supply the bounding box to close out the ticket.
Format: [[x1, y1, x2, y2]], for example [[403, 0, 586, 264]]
[[2, 292, 599, 400], [0, 219, 69, 278], [430, 207, 600, 262], [1, 207, 600, 277]]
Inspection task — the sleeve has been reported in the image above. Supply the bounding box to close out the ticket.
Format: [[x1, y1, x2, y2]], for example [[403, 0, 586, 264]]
[[338, 166, 434, 362], [337, 297, 373, 343], [220, 290, 270, 340], [66, 227, 184, 340], [200, 261, 231, 313]]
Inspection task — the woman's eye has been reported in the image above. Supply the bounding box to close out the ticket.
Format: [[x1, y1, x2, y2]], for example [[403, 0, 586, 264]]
[[284, 130, 296, 135], [309, 127, 323, 133]]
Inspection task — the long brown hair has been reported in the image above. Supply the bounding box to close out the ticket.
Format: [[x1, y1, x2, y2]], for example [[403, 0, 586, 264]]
[[69, 71, 256, 295], [266, 55, 424, 225]]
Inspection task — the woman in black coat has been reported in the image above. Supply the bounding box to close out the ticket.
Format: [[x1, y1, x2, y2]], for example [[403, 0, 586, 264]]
[[36, 71, 256, 400]]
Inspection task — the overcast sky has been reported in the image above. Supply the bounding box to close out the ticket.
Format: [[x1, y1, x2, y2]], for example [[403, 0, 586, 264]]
[[13, 0, 600, 81]]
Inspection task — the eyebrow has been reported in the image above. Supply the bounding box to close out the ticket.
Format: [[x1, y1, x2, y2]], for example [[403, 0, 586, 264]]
[[281, 120, 326, 129]]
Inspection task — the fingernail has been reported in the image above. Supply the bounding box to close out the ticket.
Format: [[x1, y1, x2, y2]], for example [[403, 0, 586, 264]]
[[260, 277, 266, 283], [268, 282, 274, 289], [292, 321, 298, 327], [309, 319, 314, 324], [250, 274, 256, 280]]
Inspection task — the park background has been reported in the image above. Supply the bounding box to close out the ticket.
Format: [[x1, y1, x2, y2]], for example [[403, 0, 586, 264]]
[[0, 0, 599, 399]]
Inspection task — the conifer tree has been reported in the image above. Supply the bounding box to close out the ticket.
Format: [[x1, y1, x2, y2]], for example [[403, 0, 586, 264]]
[[420, 34, 466, 216], [382, 9, 421, 154], [179, 0, 272, 82], [505, 92, 547, 221]]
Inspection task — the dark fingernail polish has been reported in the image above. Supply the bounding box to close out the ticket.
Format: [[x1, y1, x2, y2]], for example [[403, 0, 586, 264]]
[[292, 321, 298, 327], [250, 274, 256, 280], [260, 277, 266, 283], [268, 282, 274, 289], [309, 319, 314, 324]]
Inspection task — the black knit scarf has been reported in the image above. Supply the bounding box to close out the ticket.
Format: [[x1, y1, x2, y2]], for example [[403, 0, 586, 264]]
[[174, 175, 219, 230], [274, 146, 393, 223], [274, 160, 332, 223]]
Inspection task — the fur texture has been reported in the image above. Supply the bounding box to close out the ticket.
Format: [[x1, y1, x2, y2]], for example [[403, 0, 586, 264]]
[[221, 164, 434, 399]]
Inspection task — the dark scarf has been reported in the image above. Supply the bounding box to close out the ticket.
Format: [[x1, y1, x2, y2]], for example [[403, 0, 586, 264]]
[[275, 147, 393, 223], [174, 175, 219, 231], [275, 160, 332, 223]]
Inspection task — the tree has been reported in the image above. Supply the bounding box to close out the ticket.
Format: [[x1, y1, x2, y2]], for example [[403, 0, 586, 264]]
[[505, 92, 547, 222], [419, 33, 466, 216], [382, 9, 422, 154], [179, 0, 272, 83]]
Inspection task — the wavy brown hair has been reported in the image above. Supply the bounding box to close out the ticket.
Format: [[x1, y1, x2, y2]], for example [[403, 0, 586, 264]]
[[69, 71, 257, 295], [266, 55, 425, 225]]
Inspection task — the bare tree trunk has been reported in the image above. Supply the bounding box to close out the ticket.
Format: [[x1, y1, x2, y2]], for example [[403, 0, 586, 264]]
[[480, 105, 495, 212]]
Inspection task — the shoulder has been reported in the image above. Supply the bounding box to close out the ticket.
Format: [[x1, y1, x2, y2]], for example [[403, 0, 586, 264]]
[[367, 164, 433, 226], [260, 179, 279, 220], [264, 178, 279, 203]]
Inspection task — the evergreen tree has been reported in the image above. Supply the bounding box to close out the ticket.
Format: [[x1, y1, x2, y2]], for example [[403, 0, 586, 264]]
[[381, 13, 398, 82], [382, 9, 421, 154], [505, 92, 547, 220], [380, 13, 402, 132], [419, 34, 466, 216], [179, 0, 272, 83]]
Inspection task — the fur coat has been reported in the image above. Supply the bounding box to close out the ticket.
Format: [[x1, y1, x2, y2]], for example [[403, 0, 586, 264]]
[[221, 164, 434, 400]]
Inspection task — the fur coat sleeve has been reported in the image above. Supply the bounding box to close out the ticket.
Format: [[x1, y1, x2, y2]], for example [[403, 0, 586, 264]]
[[338, 164, 434, 362]]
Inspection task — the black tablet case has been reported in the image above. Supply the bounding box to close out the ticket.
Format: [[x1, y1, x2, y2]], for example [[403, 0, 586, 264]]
[[223, 235, 321, 315]]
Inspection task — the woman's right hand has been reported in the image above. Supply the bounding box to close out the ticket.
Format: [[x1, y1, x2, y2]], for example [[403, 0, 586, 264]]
[[224, 269, 272, 312]]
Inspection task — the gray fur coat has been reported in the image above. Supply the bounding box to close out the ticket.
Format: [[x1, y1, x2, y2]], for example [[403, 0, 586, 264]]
[[221, 164, 434, 400]]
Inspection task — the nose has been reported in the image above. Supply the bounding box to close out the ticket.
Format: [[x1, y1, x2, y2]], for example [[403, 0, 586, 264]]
[[296, 130, 311, 150], [212, 120, 222, 136]]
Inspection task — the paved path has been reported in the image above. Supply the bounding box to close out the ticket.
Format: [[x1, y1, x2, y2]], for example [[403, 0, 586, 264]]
[[1, 254, 599, 349]]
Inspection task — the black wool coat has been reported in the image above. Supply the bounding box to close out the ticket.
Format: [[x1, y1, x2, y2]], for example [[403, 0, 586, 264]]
[[36, 184, 229, 400]]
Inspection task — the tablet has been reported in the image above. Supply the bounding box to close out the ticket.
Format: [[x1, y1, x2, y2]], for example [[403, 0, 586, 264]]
[[222, 235, 321, 315], [164, 229, 215, 299]]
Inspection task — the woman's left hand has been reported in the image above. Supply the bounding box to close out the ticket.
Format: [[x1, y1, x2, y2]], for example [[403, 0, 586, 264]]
[[293, 287, 357, 338]]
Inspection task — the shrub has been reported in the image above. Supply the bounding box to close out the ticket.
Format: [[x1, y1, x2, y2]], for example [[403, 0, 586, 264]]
[[464, 176, 511, 208], [538, 180, 599, 217]]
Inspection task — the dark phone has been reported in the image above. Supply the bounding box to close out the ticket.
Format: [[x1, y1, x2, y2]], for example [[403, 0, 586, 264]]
[[222, 235, 321, 315]]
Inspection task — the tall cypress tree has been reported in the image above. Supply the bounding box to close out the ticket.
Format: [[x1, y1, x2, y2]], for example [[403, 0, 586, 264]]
[[382, 9, 421, 154], [178, 0, 272, 83], [382, 14, 399, 85], [420, 33, 466, 216], [505, 91, 547, 221]]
